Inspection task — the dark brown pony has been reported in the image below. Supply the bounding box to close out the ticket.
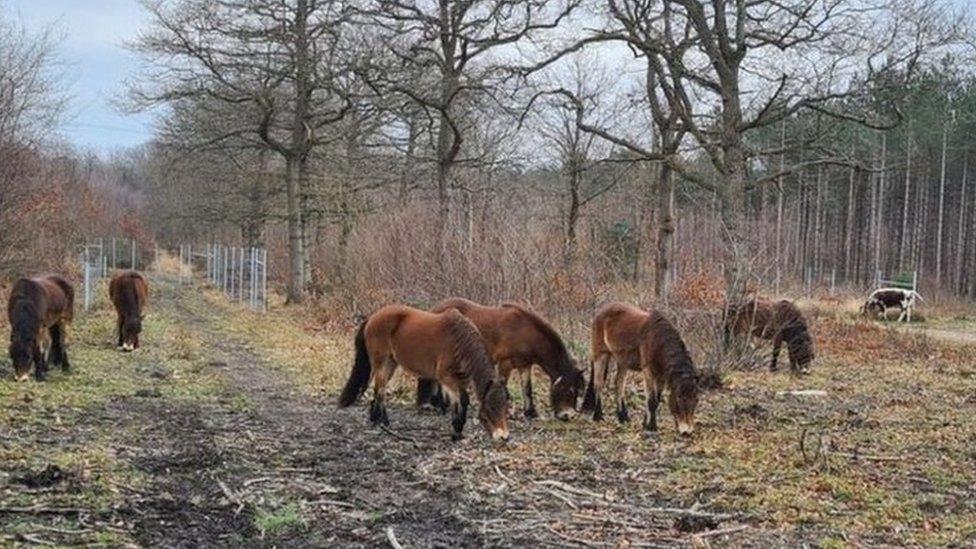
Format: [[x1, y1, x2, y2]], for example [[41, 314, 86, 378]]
[[724, 298, 815, 373], [338, 305, 510, 442], [6, 275, 74, 381], [109, 270, 149, 352], [418, 298, 585, 420], [582, 303, 699, 436]]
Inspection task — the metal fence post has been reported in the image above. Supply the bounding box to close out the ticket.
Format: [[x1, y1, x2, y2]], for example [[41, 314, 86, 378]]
[[262, 248, 267, 312], [238, 247, 244, 302], [131, 239, 137, 270]]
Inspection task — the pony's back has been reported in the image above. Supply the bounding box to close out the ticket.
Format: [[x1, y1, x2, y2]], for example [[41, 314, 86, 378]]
[[441, 309, 495, 391]]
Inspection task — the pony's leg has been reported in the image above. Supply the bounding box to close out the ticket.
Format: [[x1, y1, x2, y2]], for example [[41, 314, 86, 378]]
[[452, 389, 470, 440], [117, 317, 124, 349], [897, 304, 908, 322], [33, 335, 48, 382], [369, 358, 396, 426], [614, 364, 630, 424], [47, 326, 62, 367], [591, 355, 610, 422], [641, 368, 661, 432], [58, 324, 71, 372], [439, 382, 468, 441], [520, 366, 538, 420], [770, 333, 783, 372]]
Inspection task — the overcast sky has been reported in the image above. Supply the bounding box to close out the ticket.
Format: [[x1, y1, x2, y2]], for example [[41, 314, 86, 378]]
[[6, 0, 154, 153]]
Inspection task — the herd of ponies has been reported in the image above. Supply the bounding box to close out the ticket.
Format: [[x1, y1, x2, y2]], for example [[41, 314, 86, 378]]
[[6, 270, 922, 442]]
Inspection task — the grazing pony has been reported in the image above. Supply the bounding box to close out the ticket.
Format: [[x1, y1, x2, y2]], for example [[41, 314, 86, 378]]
[[6, 275, 74, 381], [861, 288, 922, 322], [582, 303, 699, 436], [109, 270, 149, 352], [724, 298, 815, 373], [338, 305, 510, 442], [418, 298, 585, 421]]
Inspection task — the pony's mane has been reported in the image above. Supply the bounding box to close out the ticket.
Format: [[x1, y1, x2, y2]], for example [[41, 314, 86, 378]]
[[500, 302, 575, 375], [8, 280, 42, 341], [442, 310, 497, 400], [645, 311, 697, 386]]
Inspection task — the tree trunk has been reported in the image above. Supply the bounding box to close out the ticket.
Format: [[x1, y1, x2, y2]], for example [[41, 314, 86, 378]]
[[875, 132, 886, 276], [844, 142, 856, 282], [775, 121, 786, 290], [936, 121, 948, 286], [285, 0, 311, 304], [899, 124, 912, 269], [654, 162, 675, 297], [956, 156, 968, 293], [285, 155, 304, 304]]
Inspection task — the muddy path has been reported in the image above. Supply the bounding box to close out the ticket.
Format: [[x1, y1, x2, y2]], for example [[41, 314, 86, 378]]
[[3, 277, 764, 547], [112, 278, 506, 547]]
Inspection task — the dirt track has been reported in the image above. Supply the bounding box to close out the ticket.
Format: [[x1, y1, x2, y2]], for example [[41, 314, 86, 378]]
[[5, 277, 975, 546], [1, 278, 746, 547]]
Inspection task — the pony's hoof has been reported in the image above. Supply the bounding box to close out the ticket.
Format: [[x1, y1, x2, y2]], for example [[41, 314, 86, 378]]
[[451, 432, 464, 442], [523, 408, 539, 420], [617, 409, 630, 424]]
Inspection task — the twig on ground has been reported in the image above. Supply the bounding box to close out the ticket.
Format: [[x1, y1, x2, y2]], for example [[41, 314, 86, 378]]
[[19, 534, 56, 546], [310, 498, 357, 508], [380, 425, 420, 446], [692, 524, 749, 540], [834, 452, 905, 462], [545, 524, 603, 547], [0, 506, 84, 515], [385, 526, 404, 549]]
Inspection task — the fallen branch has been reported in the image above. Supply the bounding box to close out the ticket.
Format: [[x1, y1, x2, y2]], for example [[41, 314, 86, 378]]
[[533, 480, 606, 500], [545, 525, 603, 547], [380, 425, 420, 446], [310, 498, 357, 508], [386, 526, 404, 549], [0, 506, 84, 515], [834, 452, 905, 462], [692, 524, 749, 540]]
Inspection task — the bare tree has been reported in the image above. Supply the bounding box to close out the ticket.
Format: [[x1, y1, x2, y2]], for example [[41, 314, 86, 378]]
[[132, 0, 357, 303], [362, 0, 582, 258]]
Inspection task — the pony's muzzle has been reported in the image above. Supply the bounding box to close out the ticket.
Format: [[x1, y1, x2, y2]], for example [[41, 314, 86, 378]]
[[556, 409, 576, 422], [676, 420, 695, 437], [121, 343, 134, 352], [491, 427, 510, 443], [14, 371, 30, 382]]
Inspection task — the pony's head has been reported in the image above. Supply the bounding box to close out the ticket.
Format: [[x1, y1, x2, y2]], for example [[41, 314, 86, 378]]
[[8, 336, 34, 382], [861, 299, 884, 319], [478, 379, 510, 443], [669, 372, 699, 437], [787, 328, 815, 373], [120, 314, 143, 352], [550, 359, 585, 421]]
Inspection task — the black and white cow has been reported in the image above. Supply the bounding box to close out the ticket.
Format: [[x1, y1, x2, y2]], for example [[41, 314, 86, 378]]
[[862, 288, 923, 322]]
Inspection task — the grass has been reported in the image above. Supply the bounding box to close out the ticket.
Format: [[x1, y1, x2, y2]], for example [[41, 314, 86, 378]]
[[200, 288, 976, 546], [254, 502, 307, 537], [0, 277, 227, 546]]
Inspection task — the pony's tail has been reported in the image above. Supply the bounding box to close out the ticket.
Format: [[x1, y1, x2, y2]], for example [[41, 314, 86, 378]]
[[338, 319, 371, 407], [580, 360, 597, 412]]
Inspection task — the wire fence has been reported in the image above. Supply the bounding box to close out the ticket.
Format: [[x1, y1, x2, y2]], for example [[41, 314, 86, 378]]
[[80, 237, 141, 311], [175, 243, 268, 312]]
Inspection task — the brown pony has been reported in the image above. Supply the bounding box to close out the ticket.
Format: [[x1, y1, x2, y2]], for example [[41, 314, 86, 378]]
[[582, 303, 699, 436], [338, 305, 510, 442], [6, 275, 74, 381], [109, 270, 149, 352], [724, 298, 815, 373], [418, 298, 585, 421]]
